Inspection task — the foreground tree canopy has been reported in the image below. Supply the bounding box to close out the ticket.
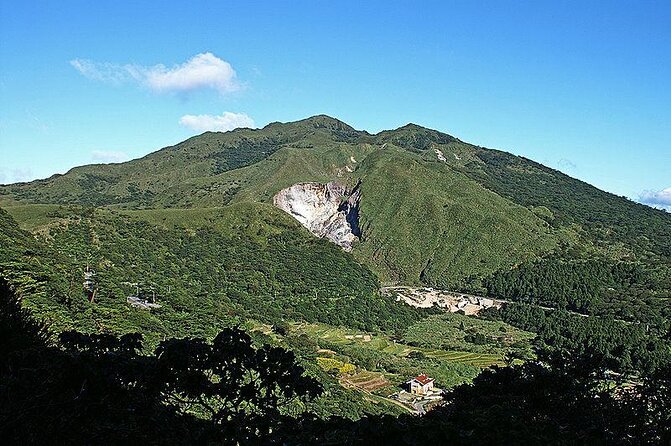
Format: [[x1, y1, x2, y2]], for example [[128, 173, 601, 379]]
[[2, 278, 669, 445]]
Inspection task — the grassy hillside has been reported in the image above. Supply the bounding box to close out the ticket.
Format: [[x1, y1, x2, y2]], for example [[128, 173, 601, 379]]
[[0, 116, 368, 208], [352, 146, 557, 286], [2, 115, 670, 427], [460, 147, 671, 258]]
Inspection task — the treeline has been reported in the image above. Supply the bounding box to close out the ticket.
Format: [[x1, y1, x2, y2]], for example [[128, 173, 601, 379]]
[[482, 256, 644, 312], [208, 134, 288, 175], [476, 254, 671, 334]]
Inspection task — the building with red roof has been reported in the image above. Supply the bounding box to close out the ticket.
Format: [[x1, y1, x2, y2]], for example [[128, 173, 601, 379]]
[[407, 373, 435, 395]]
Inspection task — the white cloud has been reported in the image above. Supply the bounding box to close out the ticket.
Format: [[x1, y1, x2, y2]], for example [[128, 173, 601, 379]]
[[638, 187, 671, 212], [141, 53, 240, 94], [91, 150, 130, 163], [70, 59, 131, 84], [179, 112, 255, 132], [70, 52, 242, 94]]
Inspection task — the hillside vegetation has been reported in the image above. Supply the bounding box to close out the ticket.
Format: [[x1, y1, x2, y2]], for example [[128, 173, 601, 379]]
[[0, 115, 562, 286], [2, 115, 669, 323], [0, 205, 425, 348], [1, 116, 670, 441]]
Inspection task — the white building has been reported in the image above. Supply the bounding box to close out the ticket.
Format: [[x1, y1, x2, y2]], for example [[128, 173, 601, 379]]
[[407, 374, 435, 395]]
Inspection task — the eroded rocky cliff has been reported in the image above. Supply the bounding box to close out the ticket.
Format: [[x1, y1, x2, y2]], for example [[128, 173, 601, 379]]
[[273, 181, 361, 251]]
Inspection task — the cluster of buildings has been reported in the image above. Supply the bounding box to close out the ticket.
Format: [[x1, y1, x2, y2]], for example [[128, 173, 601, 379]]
[[384, 286, 503, 315]]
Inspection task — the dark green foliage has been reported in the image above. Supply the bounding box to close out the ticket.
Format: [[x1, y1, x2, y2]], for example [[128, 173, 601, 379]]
[[463, 332, 488, 345], [483, 255, 647, 312], [0, 282, 323, 445], [272, 320, 290, 336], [461, 148, 671, 257], [491, 303, 670, 375], [1, 206, 425, 342], [208, 135, 288, 175], [300, 350, 671, 445], [155, 328, 322, 434], [1, 280, 186, 444], [376, 123, 457, 152], [427, 350, 670, 444], [0, 278, 49, 357], [477, 253, 671, 335], [4, 282, 670, 445]]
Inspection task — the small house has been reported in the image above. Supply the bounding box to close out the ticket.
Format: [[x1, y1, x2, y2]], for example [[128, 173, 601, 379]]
[[407, 374, 435, 395]]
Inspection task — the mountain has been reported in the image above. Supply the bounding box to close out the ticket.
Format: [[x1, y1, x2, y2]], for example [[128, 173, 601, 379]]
[[2, 115, 669, 290], [2, 115, 670, 440]]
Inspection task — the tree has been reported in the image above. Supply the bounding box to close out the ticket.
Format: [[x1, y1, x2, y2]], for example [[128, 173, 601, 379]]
[[1, 277, 323, 444], [154, 327, 323, 442]]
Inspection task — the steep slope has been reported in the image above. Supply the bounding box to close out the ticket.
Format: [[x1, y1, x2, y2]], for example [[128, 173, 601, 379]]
[[459, 148, 671, 257], [352, 147, 556, 286]]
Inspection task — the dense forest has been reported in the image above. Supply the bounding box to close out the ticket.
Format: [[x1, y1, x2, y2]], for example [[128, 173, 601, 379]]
[[478, 254, 671, 328], [481, 303, 670, 375], [0, 207, 426, 346]]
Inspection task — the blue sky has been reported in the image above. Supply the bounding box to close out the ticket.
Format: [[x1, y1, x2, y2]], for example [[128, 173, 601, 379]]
[[1, 0, 669, 208]]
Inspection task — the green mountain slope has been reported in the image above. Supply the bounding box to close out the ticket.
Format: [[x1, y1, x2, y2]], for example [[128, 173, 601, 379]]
[[0, 116, 367, 208], [352, 146, 556, 286], [1, 115, 670, 434], [2, 115, 669, 291], [459, 147, 671, 257]]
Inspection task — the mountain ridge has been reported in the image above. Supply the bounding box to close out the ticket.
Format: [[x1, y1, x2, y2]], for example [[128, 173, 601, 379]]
[[1, 115, 669, 288]]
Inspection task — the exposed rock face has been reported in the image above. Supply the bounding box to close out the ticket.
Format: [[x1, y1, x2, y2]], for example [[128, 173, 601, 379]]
[[273, 181, 361, 251]]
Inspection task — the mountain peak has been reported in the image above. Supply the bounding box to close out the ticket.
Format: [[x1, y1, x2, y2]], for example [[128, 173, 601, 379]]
[[299, 115, 357, 132], [397, 123, 426, 130], [376, 123, 457, 150]]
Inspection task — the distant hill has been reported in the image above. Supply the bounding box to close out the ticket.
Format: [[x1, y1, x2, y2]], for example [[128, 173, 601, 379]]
[[2, 115, 669, 290]]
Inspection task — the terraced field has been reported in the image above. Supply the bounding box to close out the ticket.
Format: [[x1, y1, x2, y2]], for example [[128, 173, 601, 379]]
[[423, 350, 505, 367], [292, 322, 505, 368], [345, 371, 390, 392]]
